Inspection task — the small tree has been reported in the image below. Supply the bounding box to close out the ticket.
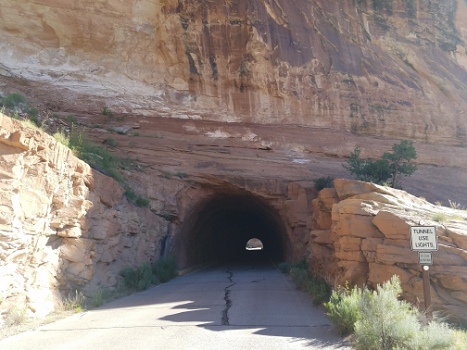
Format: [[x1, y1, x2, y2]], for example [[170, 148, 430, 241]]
[[382, 140, 417, 189], [344, 141, 417, 188]]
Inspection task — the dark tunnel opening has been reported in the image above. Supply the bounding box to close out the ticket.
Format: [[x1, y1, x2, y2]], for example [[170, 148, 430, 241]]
[[173, 193, 291, 269]]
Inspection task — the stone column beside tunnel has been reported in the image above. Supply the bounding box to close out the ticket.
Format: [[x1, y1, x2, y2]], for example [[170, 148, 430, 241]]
[[309, 179, 467, 322]]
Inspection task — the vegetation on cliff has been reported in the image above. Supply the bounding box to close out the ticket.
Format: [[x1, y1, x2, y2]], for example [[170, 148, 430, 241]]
[[344, 140, 417, 188], [53, 127, 150, 207]]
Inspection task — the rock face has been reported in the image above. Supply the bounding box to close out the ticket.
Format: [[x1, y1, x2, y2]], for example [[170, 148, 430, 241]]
[[0, 113, 168, 321], [310, 179, 467, 322], [1, 0, 467, 146], [2, 113, 467, 324]]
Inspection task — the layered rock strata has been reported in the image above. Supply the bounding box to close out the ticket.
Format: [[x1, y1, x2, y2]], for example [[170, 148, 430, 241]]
[[0, 113, 167, 321], [310, 179, 467, 321], [0, 0, 466, 146]]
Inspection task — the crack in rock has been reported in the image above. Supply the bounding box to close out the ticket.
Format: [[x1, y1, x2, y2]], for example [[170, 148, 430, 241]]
[[221, 270, 235, 325]]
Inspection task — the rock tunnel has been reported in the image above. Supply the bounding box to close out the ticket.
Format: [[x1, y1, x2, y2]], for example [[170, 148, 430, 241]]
[[173, 192, 292, 268]]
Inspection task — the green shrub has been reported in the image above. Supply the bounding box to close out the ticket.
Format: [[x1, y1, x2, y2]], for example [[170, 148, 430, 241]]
[[278, 259, 307, 273], [53, 127, 149, 207], [25, 107, 41, 128], [324, 284, 364, 336], [353, 276, 420, 350], [2, 93, 26, 108], [66, 114, 78, 124], [152, 256, 178, 283], [120, 262, 155, 291], [102, 106, 114, 119], [285, 262, 331, 305], [135, 197, 150, 207], [413, 321, 455, 350], [124, 184, 150, 208], [453, 329, 467, 349], [120, 258, 177, 292], [27, 107, 39, 118], [53, 129, 70, 147], [23, 118, 42, 130], [104, 137, 118, 148], [313, 176, 334, 191], [324, 275, 463, 349], [432, 212, 447, 223], [91, 288, 108, 308], [344, 140, 417, 188], [62, 290, 86, 312], [278, 261, 293, 273]]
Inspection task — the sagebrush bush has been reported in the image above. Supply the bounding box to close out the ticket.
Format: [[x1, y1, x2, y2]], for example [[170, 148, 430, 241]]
[[413, 321, 455, 350], [353, 276, 420, 350], [324, 283, 364, 336], [323, 275, 466, 349]]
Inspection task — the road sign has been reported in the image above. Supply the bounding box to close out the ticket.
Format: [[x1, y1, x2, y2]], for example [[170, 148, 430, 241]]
[[410, 226, 438, 251], [418, 252, 433, 265]]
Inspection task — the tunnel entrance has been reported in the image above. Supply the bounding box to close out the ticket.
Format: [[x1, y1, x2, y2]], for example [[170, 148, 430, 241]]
[[173, 192, 291, 268]]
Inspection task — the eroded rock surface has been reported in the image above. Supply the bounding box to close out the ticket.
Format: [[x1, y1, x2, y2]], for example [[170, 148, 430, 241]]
[[0, 114, 168, 321], [310, 179, 467, 321], [0, 0, 466, 146]]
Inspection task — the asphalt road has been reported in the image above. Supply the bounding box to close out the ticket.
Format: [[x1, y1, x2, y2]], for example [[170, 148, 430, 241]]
[[0, 260, 350, 350]]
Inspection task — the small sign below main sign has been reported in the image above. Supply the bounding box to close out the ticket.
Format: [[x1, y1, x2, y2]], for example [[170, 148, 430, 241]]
[[418, 252, 433, 265], [410, 226, 438, 251]]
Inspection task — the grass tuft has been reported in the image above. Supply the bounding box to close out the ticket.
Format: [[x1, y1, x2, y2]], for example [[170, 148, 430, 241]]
[[4, 306, 28, 326], [279, 260, 331, 305], [61, 290, 86, 313], [119, 257, 178, 293], [432, 212, 447, 223]]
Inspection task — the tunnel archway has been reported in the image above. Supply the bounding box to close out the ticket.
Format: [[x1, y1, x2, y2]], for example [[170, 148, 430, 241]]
[[173, 192, 291, 268]]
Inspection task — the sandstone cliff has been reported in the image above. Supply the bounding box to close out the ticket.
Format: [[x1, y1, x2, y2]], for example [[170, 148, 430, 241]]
[[0, 113, 168, 321], [0, 0, 466, 145], [310, 179, 467, 322], [2, 113, 467, 324]]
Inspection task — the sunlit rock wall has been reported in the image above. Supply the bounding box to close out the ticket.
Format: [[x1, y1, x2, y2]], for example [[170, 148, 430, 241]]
[[310, 179, 467, 322], [0, 0, 466, 145], [0, 113, 168, 322]]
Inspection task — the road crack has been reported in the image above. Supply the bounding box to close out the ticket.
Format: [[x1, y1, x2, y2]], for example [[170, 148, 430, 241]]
[[221, 270, 235, 325]]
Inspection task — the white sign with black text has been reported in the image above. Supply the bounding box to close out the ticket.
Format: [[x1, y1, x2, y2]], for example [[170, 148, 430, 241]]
[[418, 252, 433, 265], [410, 226, 438, 251]]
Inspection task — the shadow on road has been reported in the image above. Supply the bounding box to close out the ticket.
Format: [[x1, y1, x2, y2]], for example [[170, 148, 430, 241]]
[[91, 259, 350, 349]]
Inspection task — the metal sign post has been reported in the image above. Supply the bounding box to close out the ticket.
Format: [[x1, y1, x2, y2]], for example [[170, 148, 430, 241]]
[[422, 265, 432, 320], [410, 226, 437, 320]]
